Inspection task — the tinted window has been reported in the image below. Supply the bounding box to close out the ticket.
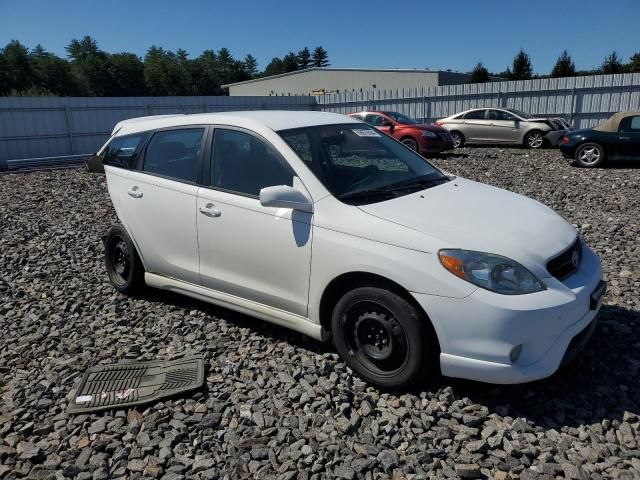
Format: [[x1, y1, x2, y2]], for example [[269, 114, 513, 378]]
[[102, 134, 146, 169], [279, 124, 448, 204], [384, 112, 419, 124], [619, 115, 640, 132], [487, 110, 515, 121], [464, 110, 486, 120], [364, 114, 388, 126], [211, 129, 293, 197], [143, 128, 204, 182]]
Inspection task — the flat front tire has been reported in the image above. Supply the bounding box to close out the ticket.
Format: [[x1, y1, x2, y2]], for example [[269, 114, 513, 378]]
[[104, 225, 145, 294], [331, 287, 436, 389]]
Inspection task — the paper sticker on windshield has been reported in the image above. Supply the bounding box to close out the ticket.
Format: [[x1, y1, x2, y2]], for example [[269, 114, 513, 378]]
[[352, 129, 381, 137]]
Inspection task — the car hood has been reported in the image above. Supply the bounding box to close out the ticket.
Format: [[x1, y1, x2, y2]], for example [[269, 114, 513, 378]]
[[357, 177, 576, 275], [408, 123, 448, 133]]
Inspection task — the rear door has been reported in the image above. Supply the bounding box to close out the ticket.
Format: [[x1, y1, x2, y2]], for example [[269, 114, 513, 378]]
[[617, 115, 640, 160], [118, 126, 208, 284], [486, 109, 519, 143], [196, 127, 313, 316], [460, 109, 488, 142]]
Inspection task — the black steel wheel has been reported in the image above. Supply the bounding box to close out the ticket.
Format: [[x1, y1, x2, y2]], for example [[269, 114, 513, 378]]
[[104, 224, 145, 294], [331, 286, 437, 389]]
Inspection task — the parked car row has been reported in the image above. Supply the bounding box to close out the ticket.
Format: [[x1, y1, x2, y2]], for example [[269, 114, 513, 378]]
[[346, 108, 639, 167]]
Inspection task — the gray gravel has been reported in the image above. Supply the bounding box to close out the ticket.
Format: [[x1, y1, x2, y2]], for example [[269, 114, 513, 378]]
[[1, 147, 639, 479]]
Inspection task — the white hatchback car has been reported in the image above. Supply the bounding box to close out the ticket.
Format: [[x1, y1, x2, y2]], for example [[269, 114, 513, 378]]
[[98, 111, 605, 388]]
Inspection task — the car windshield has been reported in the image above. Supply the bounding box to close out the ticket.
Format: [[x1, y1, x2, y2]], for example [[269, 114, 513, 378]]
[[278, 123, 448, 205], [383, 111, 420, 124], [506, 108, 533, 119]]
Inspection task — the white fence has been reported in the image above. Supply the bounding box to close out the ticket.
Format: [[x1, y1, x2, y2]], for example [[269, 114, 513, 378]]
[[316, 73, 640, 129], [0, 96, 316, 168]]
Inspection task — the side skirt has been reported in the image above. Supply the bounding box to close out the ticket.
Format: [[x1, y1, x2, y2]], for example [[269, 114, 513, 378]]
[[145, 273, 323, 341]]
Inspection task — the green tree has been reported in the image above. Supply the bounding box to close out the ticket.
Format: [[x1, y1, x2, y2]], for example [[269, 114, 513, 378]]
[[601, 51, 623, 74], [312, 46, 329, 67], [297, 47, 312, 69], [2, 40, 34, 92], [243, 54, 258, 78], [143, 46, 185, 95], [510, 49, 533, 80], [550, 50, 576, 78], [627, 52, 640, 73], [65, 36, 115, 95], [193, 50, 221, 95], [30, 45, 78, 96], [0, 52, 8, 94], [108, 52, 146, 96], [263, 57, 284, 77], [468, 62, 489, 83], [282, 52, 299, 73]]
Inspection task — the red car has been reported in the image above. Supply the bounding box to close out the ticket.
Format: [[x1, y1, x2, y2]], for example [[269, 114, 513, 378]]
[[348, 111, 454, 156]]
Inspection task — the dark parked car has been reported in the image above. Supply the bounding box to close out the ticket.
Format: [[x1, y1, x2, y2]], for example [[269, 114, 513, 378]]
[[560, 111, 640, 167], [348, 111, 454, 157]]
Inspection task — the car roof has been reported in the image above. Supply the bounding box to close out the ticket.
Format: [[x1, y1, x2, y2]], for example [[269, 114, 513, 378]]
[[593, 110, 640, 132], [112, 110, 360, 136]]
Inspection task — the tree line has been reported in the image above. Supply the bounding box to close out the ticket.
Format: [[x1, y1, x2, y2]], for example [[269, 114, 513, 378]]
[[0, 36, 331, 96], [2, 37, 639, 96], [468, 49, 640, 83]]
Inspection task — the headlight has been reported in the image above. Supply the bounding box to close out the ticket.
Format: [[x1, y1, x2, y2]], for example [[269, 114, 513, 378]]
[[421, 130, 439, 138], [438, 249, 546, 295]]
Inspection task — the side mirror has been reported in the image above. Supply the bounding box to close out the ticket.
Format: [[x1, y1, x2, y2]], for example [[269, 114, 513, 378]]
[[259, 185, 313, 213]]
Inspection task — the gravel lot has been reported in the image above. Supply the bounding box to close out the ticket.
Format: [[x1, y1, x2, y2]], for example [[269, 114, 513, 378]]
[[1, 147, 639, 480]]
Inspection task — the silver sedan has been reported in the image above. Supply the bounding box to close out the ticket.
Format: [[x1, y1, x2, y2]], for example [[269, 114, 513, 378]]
[[436, 108, 569, 149]]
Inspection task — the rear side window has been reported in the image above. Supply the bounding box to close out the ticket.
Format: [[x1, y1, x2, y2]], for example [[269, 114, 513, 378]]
[[143, 128, 205, 183], [464, 110, 486, 120], [102, 134, 146, 169], [619, 115, 640, 132], [211, 129, 293, 197]]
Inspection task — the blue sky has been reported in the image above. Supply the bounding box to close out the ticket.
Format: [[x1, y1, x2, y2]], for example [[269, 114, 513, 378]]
[[1, 0, 639, 74]]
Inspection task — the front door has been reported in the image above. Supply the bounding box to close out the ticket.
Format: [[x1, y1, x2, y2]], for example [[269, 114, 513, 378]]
[[616, 115, 640, 160], [196, 127, 313, 316], [486, 109, 520, 143], [118, 127, 207, 284]]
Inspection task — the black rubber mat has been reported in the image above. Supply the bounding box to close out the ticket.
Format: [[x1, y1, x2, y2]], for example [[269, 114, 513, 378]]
[[67, 356, 205, 414]]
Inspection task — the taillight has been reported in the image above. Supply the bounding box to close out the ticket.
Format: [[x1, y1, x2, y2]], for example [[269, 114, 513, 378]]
[[561, 136, 570, 144]]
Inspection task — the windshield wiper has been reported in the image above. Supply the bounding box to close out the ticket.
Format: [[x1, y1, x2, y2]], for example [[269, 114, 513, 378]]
[[337, 188, 397, 202], [386, 175, 450, 192]]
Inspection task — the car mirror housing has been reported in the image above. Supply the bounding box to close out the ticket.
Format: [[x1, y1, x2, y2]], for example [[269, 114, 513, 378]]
[[259, 185, 314, 213]]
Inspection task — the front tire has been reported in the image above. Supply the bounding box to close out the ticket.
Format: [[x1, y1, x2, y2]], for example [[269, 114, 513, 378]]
[[574, 142, 605, 168], [450, 131, 465, 148], [524, 130, 545, 149], [331, 287, 436, 389], [104, 225, 145, 294], [401, 137, 419, 152]]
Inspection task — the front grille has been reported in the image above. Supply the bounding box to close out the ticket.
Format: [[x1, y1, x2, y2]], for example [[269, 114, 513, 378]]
[[547, 237, 582, 280]]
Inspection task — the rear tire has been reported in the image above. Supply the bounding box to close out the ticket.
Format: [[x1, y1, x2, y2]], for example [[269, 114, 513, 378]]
[[524, 130, 545, 149], [331, 286, 436, 389], [574, 142, 605, 168], [450, 131, 465, 148], [104, 225, 145, 295]]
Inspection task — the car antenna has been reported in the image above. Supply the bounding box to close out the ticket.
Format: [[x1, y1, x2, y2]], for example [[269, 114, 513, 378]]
[[173, 98, 187, 115]]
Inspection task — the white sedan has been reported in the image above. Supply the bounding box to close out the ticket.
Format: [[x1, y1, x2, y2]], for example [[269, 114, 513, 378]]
[[98, 111, 605, 388]]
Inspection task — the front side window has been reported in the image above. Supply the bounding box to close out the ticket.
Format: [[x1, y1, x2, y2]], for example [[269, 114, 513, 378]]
[[102, 133, 146, 169], [505, 108, 532, 119], [619, 115, 640, 132], [143, 128, 204, 182], [384, 112, 419, 125], [211, 129, 293, 197], [279, 124, 448, 205], [364, 114, 390, 127], [464, 110, 487, 120], [487, 110, 516, 121]]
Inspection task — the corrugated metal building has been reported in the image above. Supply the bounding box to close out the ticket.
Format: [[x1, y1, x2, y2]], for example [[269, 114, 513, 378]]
[[223, 68, 469, 96]]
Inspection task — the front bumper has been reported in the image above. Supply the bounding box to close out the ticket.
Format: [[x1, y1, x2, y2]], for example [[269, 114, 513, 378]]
[[544, 130, 568, 146], [412, 244, 604, 384]]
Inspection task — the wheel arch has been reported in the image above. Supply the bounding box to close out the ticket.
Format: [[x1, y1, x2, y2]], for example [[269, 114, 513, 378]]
[[318, 271, 440, 353]]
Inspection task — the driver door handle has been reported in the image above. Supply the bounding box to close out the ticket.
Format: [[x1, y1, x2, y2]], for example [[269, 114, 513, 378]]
[[199, 203, 221, 217], [127, 187, 143, 198]]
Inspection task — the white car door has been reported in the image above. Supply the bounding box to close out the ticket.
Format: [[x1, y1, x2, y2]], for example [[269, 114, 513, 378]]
[[196, 127, 313, 316], [117, 126, 208, 284]]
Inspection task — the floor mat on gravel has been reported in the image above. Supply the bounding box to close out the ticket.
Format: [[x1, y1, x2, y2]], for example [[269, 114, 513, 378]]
[[67, 356, 205, 413]]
